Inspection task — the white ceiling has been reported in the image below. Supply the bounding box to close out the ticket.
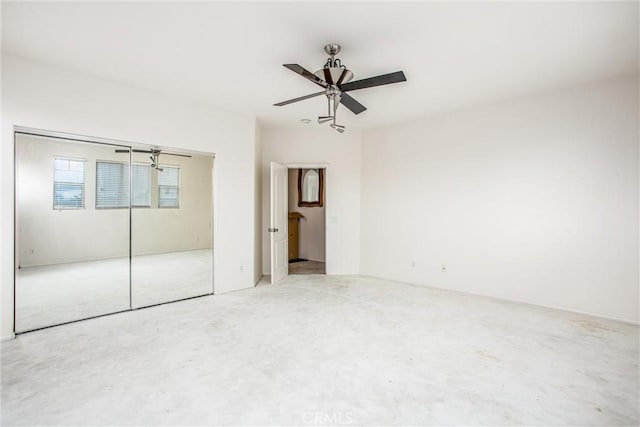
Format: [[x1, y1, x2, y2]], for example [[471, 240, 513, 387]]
[[2, 1, 638, 130]]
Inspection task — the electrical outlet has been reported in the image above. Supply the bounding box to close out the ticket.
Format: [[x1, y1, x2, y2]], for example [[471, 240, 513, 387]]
[[239, 265, 244, 271], [441, 264, 447, 272], [29, 249, 35, 255], [411, 261, 415, 268]]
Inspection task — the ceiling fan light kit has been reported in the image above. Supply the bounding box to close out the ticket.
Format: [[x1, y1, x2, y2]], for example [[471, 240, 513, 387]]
[[274, 43, 407, 133]]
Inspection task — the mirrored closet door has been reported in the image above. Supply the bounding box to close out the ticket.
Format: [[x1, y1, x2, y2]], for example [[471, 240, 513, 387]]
[[15, 133, 131, 332], [131, 150, 213, 308], [14, 131, 214, 333]]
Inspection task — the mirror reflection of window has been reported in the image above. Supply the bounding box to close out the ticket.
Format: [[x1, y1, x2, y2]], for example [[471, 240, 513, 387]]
[[303, 169, 319, 202], [96, 161, 129, 208], [53, 158, 85, 209], [158, 166, 180, 208]]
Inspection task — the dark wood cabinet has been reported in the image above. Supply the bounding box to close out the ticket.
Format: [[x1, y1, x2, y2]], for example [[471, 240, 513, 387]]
[[288, 212, 304, 260]]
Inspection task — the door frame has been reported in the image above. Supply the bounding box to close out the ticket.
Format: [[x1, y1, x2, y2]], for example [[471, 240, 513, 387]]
[[270, 162, 329, 280]]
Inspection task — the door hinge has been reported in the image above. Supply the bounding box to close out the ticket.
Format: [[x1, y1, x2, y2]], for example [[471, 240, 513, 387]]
[[268, 228, 279, 233]]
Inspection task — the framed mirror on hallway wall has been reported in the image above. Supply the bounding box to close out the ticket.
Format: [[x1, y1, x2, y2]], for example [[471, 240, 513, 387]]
[[297, 168, 324, 207]]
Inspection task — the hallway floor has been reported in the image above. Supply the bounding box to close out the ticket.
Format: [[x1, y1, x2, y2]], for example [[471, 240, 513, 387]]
[[288, 260, 325, 275], [2, 275, 638, 425]]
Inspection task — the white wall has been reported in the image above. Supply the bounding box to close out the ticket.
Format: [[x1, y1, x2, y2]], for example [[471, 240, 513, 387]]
[[361, 74, 639, 323], [261, 127, 361, 275], [16, 133, 213, 267], [1, 53, 257, 339], [288, 170, 325, 262]]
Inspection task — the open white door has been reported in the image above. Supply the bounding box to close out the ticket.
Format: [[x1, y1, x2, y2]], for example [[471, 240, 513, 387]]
[[270, 161, 288, 284]]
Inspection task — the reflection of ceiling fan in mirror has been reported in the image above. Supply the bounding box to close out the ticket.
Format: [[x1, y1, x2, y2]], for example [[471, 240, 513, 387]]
[[115, 148, 191, 171]]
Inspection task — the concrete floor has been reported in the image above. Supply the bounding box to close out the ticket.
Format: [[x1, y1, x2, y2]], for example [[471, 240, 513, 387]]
[[289, 260, 325, 275], [15, 249, 213, 332], [2, 274, 638, 426]]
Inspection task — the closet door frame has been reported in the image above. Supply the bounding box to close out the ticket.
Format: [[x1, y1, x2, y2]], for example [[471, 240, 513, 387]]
[[12, 126, 215, 334]]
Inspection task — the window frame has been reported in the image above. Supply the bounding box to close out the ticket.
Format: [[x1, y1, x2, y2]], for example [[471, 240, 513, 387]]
[[52, 156, 86, 210]]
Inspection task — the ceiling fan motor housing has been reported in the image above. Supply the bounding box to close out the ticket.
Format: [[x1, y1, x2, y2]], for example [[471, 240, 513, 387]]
[[314, 67, 354, 85], [313, 43, 354, 86]]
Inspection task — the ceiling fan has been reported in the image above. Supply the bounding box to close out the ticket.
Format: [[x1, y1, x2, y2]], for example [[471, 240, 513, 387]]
[[274, 43, 407, 133], [114, 148, 191, 171]]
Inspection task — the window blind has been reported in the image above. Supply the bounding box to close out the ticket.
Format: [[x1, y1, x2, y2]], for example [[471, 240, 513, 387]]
[[96, 161, 129, 208], [53, 158, 85, 209], [158, 166, 179, 208], [131, 163, 151, 207], [96, 162, 151, 208]]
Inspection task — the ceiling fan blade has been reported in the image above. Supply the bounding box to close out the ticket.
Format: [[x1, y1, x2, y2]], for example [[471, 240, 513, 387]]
[[336, 69, 349, 86], [132, 149, 153, 153], [115, 149, 130, 153], [274, 91, 325, 106], [340, 93, 367, 115], [283, 64, 328, 88], [339, 71, 406, 92], [323, 68, 334, 85]]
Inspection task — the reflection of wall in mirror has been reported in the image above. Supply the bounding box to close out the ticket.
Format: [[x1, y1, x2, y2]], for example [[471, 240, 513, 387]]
[[16, 134, 213, 267], [288, 170, 325, 262], [302, 169, 319, 202]]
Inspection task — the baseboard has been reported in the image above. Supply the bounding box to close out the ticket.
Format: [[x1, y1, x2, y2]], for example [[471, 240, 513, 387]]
[[360, 274, 640, 326], [254, 274, 263, 286], [480, 291, 640, 326], [1, 333, 16, 342], [213, 284, 255, 295]]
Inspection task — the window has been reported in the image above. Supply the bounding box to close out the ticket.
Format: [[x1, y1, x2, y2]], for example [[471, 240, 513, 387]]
[[53, 158, 85, 209], [96, 161, 151, 208], [158, 166, 180, 208]]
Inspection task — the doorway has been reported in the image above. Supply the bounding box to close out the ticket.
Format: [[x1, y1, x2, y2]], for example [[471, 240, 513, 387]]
[[287, 167, 326, 275]]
